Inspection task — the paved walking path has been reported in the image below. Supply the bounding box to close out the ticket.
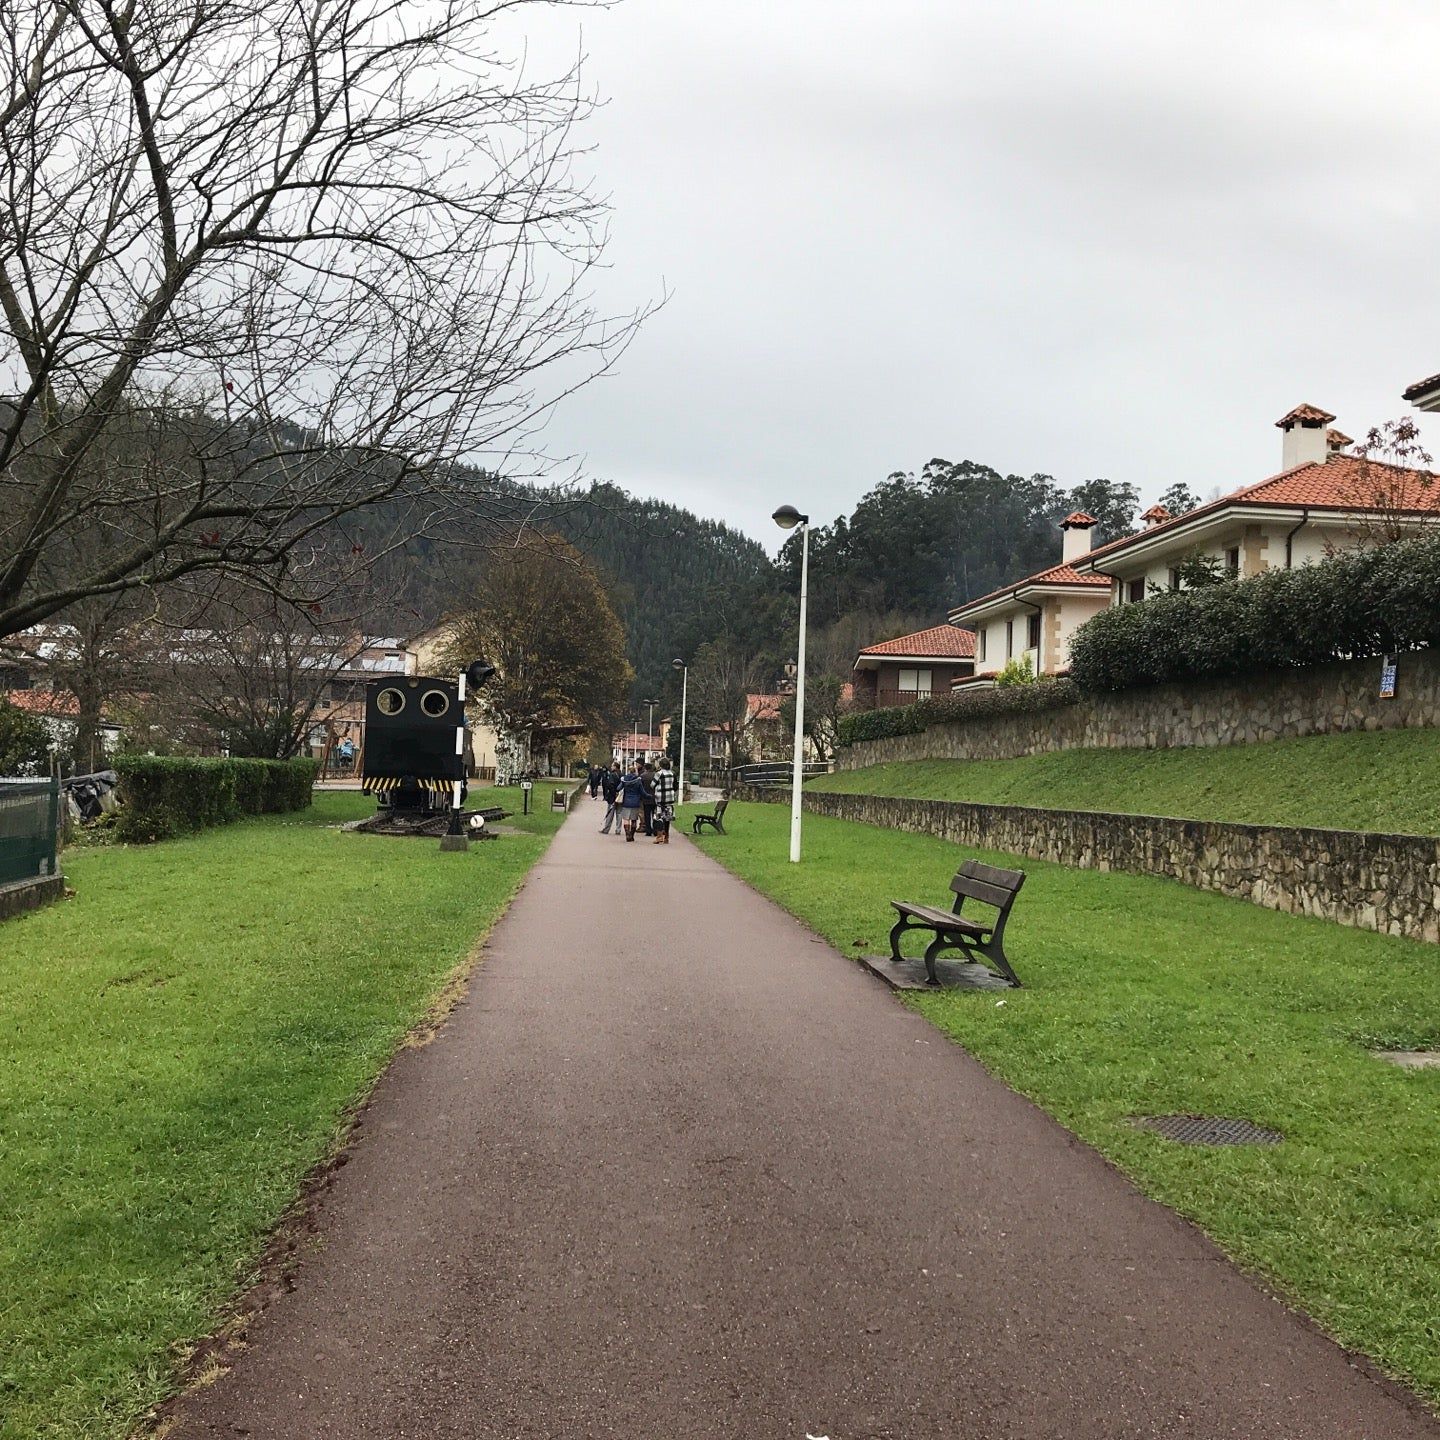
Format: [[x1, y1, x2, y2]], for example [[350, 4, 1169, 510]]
[[173, 804, 1437, 1438]]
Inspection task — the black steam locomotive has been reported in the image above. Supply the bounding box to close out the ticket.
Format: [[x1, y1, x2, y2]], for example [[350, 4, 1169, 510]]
[[361, 661, 493, 819]]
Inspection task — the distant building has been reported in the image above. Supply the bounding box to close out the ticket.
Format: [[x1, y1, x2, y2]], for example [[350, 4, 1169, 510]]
[[948, 512, 1111, 683], [851, 623, 976, 710]]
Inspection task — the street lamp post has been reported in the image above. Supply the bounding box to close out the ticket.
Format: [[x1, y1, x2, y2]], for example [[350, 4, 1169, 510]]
[[672, 658, 688, 804], [772, 504, 809, 864], [643, 698, 658, 760]]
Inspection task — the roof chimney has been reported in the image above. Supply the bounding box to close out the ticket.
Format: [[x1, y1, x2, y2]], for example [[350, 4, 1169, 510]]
[[1060, 510, 1098, 564], [1140, 503, 1171, 529], [1276, 403, 1336, 471]]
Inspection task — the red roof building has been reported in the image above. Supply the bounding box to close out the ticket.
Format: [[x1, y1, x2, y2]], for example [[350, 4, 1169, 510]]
[[852, 624, 977, 711], [947, 405, 1434, 682]]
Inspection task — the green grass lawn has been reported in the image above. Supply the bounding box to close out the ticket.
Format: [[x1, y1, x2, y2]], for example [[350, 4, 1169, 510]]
[[0, 788, 562, 1440], [812, 727, 1440, 834], [691, 800, 1440, 1406]]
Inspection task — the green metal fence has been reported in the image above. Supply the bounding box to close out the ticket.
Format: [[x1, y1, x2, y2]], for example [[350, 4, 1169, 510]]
[[0, 778, 60, 889]]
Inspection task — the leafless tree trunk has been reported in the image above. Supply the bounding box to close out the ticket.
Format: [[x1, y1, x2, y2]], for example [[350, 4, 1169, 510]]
[[141, 557, 399, 758], [689, 638, 765, 769], [0, 0, 638, 641]]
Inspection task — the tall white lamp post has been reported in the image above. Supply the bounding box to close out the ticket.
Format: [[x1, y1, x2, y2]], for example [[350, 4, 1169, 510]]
[[643, 698, 658, 759], [672, 657, 688, 805], [772, 504, 809, 863]]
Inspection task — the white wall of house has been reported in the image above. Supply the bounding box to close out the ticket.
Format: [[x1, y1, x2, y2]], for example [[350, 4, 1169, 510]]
[[969, 593, 1107, 676], [1052, 593, 1110, 664], [1104, 516, 1417, 604]]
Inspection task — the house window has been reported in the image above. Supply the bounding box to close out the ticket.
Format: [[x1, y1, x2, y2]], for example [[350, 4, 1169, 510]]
[[1226, 546, 1240, 575], [897, 667, 932, 695], [1127, 577, 1145, 604], [1167, 567, 1182, 591], [1026, 613, 1041, 650], [1005, 619, 1014, 658], [977, 629, 986, 663]]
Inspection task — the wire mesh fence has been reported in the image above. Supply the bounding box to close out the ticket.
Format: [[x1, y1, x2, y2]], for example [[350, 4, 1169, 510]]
[[0, 778, 60, 889]]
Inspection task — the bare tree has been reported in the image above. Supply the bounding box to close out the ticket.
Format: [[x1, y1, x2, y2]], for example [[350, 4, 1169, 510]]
[[688, 638, 766, 769], [143, 558, 396, 758], [0, 0, 639, 642], [1340, 418, 1436, 545]]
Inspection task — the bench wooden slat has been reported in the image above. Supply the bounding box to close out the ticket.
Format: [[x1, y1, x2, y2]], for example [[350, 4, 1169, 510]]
[[961, 859, 1026, 891], [950, 875, 1019, 909], [891, 901, 989, 934]]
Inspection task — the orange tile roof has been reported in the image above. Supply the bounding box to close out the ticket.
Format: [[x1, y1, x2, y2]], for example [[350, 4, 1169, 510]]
[[1276, 402, 1335, 427], [1061, 510, 1098, 527], [1077, 454, 1440, 571], [4, 688, 79, 716], [1140, 504, 1171, 522], [953, 561, 1111, 616], [858, 624, 977, 659]]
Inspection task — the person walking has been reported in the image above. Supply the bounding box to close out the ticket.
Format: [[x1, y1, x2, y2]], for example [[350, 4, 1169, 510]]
[[639, 762, 657, 837], [599, 765, 623, 835], [651, 756, 678, 844], [618, 763, 646, 842], [588, 763, 601, 800]]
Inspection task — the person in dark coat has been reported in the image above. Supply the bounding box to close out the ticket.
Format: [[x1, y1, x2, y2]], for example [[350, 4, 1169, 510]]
[[618, 764, 646, 841], [599, 765, 623, 835], [639, 762, 657, 836]]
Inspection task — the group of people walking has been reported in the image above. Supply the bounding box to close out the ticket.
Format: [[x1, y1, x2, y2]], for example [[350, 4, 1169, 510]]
[[588, 758, 678, 843]]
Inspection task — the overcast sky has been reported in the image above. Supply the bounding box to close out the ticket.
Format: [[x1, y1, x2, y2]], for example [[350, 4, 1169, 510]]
[[513, 0, 1440, 549]]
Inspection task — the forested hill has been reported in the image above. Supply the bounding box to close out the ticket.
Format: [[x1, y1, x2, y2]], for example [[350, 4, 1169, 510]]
[[547, 483, 774, 703], [386, 457, 1179, 711]]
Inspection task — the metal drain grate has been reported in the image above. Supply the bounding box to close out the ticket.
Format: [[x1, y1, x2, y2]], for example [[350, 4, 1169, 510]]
[[1131, 1114, 1283, 1146]]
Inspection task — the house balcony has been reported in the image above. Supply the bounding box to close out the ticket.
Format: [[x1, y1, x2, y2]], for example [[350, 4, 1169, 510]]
[[854, 687, 932, 712]]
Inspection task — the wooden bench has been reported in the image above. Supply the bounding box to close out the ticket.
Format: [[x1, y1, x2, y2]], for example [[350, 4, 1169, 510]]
[[691, 798, 729, 835], [889, 859, 1026, 988]]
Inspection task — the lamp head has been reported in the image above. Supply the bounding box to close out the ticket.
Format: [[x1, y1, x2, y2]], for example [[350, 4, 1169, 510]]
[[465, 658, 497, 689], [772, 504, 807, 530], [672, 657, 685, 670]]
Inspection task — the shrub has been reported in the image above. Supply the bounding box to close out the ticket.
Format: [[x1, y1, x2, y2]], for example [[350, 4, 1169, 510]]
[[838, 678, 1080, 747], [994, 654, 1036, 687], [0, 698, 53, 776], [1069, 531, 1440, 692], [114, 755, 317, 842]]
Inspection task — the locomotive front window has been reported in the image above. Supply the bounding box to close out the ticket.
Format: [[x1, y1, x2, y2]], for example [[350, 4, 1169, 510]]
[[420, 689, 450, 718], [376, 687, 406, 716]]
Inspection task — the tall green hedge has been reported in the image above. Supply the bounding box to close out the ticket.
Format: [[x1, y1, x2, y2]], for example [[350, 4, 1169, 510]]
[[838, 678, 1081, 746], [114, 755, 318, 843], [1069, 532, 1440, 692]]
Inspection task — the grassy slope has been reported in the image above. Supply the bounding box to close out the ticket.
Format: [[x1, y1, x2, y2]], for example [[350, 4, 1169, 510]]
[[692, 801, 1440, 1406], [812, 728, 1440, 834], [0, 789, 562, 1440]]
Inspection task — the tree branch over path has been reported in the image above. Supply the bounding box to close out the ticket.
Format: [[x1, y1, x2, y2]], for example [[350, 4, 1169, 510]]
[[0, 0, 641, 641]]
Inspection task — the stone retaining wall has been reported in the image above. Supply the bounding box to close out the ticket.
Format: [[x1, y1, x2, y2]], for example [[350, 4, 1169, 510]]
[[838, 651, 1440, 769], [735, 787, 1440, 944]]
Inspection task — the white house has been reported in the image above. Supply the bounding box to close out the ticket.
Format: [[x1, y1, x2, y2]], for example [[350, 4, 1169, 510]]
[[1072, 404, 1440, 601], [947, 513, 1111, 682]]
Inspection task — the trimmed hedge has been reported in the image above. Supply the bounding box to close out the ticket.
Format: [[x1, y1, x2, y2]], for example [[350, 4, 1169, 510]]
[[114, 755, 318, 843], [1069, 531, 1440, 693], [838, 678, 1081, 747]]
